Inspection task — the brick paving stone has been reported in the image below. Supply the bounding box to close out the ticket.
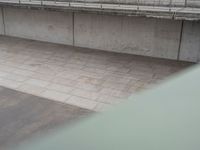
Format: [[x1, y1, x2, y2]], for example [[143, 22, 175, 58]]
[[0, 36, 193, 111]]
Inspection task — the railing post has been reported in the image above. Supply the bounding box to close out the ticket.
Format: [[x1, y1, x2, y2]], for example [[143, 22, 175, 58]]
[[185, 0, 187, 7], [137, 0, 139, 11], [169, 0, 172, 11]]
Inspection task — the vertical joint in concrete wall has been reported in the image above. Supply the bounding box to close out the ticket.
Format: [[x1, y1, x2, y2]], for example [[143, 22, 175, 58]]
[[177, 20, 184, 60], [72, 12, 75, 46], [1, 7, 6, 35]]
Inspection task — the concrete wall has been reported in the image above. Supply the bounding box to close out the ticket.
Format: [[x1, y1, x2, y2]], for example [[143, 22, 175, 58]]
[[0, 7, 199, 62], [4, 8, 73, 45], [0, 9, 4, 35], [74, 13, 181, 60], [179, 21, 200, 62]]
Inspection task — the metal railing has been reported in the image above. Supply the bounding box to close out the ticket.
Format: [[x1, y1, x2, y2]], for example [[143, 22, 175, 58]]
[[1, 0, 200, 8]]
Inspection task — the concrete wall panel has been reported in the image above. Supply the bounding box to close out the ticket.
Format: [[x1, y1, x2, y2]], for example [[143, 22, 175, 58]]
[[0, 8, 4, 35], [4, 8, 73, 45], [2, 7, 199, 62], [179, 21, 200, 62], [74, 13, 181, 60]]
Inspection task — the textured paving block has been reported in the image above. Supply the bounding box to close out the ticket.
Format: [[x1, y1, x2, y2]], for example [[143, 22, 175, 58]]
[[67, 96, 98, 110], [0, 36, 192, 111], [40, 90, 71, 102]]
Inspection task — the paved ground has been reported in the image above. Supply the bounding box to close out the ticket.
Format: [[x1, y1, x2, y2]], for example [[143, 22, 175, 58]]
[[0, 86, 92, 150], [0, 36, 193, 111]]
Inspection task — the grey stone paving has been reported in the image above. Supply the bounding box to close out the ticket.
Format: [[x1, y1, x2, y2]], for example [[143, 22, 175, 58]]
[[0, 86, 92, 150], [0, 36, 193, 111]]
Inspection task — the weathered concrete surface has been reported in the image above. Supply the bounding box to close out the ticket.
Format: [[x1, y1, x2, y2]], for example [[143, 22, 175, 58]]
[[179, 21, 200, 62], [0, 7, 199, 62], [74, 13, 182, 60], [0, 8, 4, 35], [3, 8, 73, 45], [0, 86, 92, 150]]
